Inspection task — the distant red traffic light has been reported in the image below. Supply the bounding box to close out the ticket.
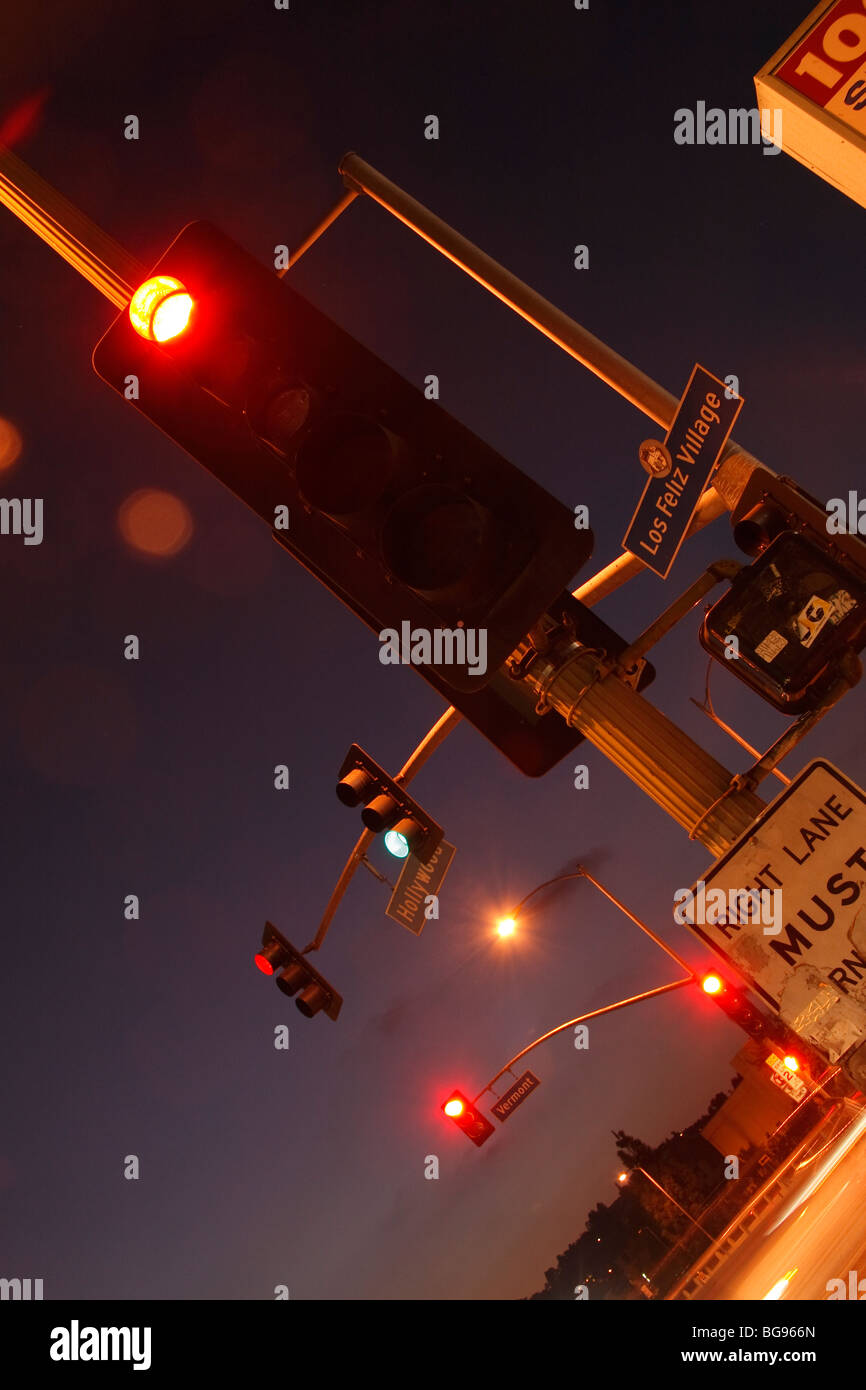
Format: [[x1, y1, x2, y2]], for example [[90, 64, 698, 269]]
[[441, 1090, 495, 1146]]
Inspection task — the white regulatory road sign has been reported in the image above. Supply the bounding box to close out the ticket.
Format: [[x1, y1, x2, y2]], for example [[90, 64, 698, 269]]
[[680, 759, 866, 1060]]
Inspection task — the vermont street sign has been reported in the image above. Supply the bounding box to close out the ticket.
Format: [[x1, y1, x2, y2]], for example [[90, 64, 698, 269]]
[[491, 1070, 541, 1121], [385, 839, 456, 935], [678, 759, 866, 1061], [623, 364, 743, 579]]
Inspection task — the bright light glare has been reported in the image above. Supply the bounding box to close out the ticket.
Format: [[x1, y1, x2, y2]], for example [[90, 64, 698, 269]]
[[129, 276, 193, 342], [496, 916, 517, 938], [444, 1098, 464, 1118], [701, 973, 723, 995], [763, 1269, 797, 1300], [783, 1055, 799, 1072], [152, 291, 193, 342], [617, 1171, 629, 1184], [384, 830, 410, 859]]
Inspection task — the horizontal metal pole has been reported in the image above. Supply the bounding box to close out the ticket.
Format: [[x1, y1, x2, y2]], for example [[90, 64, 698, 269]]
[[478, 976, 694, 1101]]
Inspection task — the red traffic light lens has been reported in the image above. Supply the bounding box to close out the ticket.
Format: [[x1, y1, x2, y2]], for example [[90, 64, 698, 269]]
[[701, 973, 724, 995], [443, 1097, 464, 1118], [129, 276, 193, 342], [253, 952, 274, 976]]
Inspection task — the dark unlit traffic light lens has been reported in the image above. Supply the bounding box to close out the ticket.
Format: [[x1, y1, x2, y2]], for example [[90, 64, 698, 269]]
[[733, 504, 787, 557], [258, 385, 312, 450], [296, 414, 400, 518], [381, 484, 497, 598], [296, 981, 329, 1018], [361, 793, 401, 833], [276, 962, 308, 997], [336, 767, 377, 808]]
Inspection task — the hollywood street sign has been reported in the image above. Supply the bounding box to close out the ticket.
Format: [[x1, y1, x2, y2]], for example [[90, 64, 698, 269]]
[[386, 839, 456, 935], [679, 759, 866, 1061], [623, 363, 743, 579]]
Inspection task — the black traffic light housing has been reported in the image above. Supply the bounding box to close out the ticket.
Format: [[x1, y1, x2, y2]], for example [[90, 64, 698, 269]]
[[441, 1090, 495, 1146], [93, 221, 593, 694], [700, 530, 866, 712], [255, 922, 343, 1021], [336, 744, 443, 861], [704, 975, 769, 1040], [702, 974, 826, 1074], [731, 469, 866, 578]]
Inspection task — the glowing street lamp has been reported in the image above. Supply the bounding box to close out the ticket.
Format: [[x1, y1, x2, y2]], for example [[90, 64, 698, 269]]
[[496, 916, 517, 938]]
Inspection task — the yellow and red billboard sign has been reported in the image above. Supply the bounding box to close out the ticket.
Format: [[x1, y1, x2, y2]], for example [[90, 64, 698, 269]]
[[756, 1, 866, 206]]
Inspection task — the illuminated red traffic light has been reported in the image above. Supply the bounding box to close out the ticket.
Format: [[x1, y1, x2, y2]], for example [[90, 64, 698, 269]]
[[701, 973, 724, 995], [441, 1090, 495, 1146], [129, 275, 193, 342]]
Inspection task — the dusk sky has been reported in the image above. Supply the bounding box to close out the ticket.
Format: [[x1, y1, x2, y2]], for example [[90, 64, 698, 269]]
[[2, 0, 865, 1300]]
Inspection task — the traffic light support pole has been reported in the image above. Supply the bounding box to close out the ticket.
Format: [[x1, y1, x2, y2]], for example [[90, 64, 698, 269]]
[[515, 637, 767, 857], [476, 976, 694, 1103]]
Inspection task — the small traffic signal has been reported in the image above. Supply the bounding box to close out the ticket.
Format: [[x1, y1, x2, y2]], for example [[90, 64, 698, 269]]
[[701, 531, 866, 712], [254, 922, 342, 1021], [93, 220, 593, 695], [441, 1090, 495, 1146], [336, 743, 442, 861], [731, 469, 866, 580], [700, 972, 769, 1039]]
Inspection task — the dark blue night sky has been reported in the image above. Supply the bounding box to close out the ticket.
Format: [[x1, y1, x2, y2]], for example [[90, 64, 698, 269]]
[[1, 0, 864, 1299]]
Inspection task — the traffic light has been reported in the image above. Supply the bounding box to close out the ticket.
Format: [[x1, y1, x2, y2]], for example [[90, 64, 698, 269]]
[[731, 469, 866, 579], [700, 972, 824, 1070], [254, 922, 342, 1021], [336, 744, 442, 861], [441, 1090, 495, 1146], [700, 972, 769, 1039], [92, 220, 594, 696], [700, 530, 866, 712]]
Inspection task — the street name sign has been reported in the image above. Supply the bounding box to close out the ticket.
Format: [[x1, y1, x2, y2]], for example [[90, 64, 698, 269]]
[[678, 759, 866, 1060], [386, 839, 456, 935], [623, 364, 743, 579], [491, 1070, 540, 1122]]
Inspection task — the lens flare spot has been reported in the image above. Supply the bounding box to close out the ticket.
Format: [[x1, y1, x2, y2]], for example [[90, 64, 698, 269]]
[[0, 418, 23, 473], [118, 488, 193, 558]]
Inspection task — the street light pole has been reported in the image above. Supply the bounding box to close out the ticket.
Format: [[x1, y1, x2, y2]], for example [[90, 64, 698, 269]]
[[619, 1167, 714, 1244]]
